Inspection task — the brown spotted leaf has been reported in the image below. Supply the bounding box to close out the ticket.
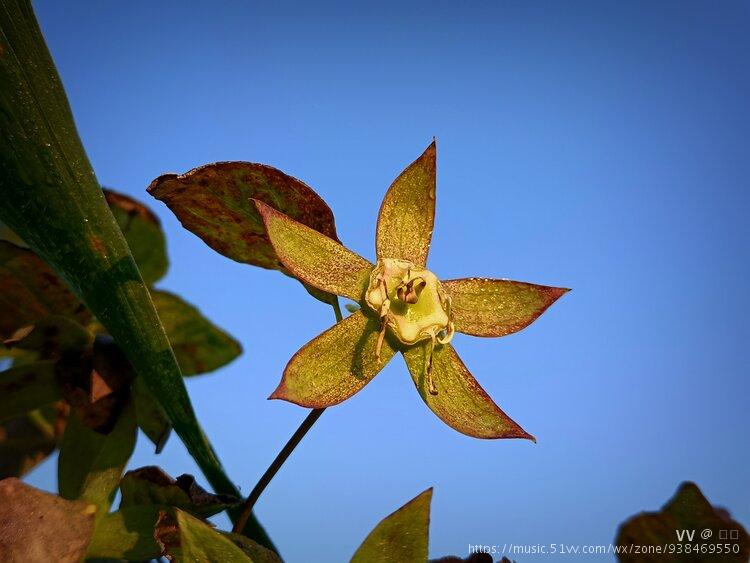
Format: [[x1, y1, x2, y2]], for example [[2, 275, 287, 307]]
[[376, 141, 436, 267], [151, 290, 242, 376], [120, 466, 240, 518], [0, 360, 61, 422], [148, 161, 338, 272], [0, 241, 90, 339], [104, 188, 169, 285], [0, 403, 67, 479], [444, 278, 569, 338], [223, 533, 284, 563], [0, 478, 96, 563], [351, 488, 432, 563], [155, 507, 254, 562], [616, 482, 750, 562]]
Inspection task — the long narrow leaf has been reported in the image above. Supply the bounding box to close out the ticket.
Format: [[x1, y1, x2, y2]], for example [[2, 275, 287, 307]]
[[0, 0, 272, 548]]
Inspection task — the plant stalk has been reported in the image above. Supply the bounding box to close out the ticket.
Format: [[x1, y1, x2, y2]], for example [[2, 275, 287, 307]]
[[232, 297, 343, 534]]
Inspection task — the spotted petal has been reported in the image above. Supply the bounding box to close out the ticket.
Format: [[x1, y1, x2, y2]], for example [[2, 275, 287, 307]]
[[444, 278, 569, 337], [270, 311, 396, 408], [375, 141, 436, 266], [402, 343, 532, 439], [255, 200, 372, 301]]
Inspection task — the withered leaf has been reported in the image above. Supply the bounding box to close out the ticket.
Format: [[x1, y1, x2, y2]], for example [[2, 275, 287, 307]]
[[0, 403, 67, 480], [616, 482, 749, 562], [0, 478, 96, 563], [120, 466, 240, 518], [104, 188, 169, 285], [4, 315, 93, 359], [148, 161, 339, 273], [0, 360, 60, 423], [0, 241, 90, 339]]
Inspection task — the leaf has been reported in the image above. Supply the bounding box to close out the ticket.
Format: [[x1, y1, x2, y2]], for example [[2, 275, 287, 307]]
[[147, 161, 338, 272], [402, 343, 533, 440], [4, 315, 93, 358], [255, 199, 373, 301], [58, 399, 137, 514], [0, 403, 67, 479], [120, 466, 240, 518], [0, 241, 90, 338], [85, 505, 163, 560], [270, 311, 396, 408], [375, 141, 436, 267], [151, 290, 242, 376], [0, 4, 268, 547], [615, 482, 750, 562], [0, 477, 96, 563], [104, 188, 169, 285], [223, 532, 284, 563], [443, 278, 569, 338], [132, 376, 172, 452], [351, 488, 433, 563], [155, 508, 254, 562], [0, 360, 60, 422]]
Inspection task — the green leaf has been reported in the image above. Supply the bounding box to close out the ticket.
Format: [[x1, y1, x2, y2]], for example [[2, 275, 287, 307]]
[[375, 141, 436, 267], [85, 505, 162, 561], [0, 241, 90, 339], [616, 482, 750, 562], [155, 508, 254, 562], [351, 488, 433, 563], [443, 278, 569, 337], [132, 376, 172, 452], [120, 466, 240, 518], [223, 532, 283, 563], [151, 289, 242, 376], [147, 161, 339, 273], [0, 2, 271, 547], [0, 477, 96, 563], [255, 199, 373, 301], [0, 404, 66, 479], [402, 343, 533, 440], [104, 188, 169, 285], [0, 360, 60, 422], [58, 400, 137, 514], [270, 311, 396, 408]]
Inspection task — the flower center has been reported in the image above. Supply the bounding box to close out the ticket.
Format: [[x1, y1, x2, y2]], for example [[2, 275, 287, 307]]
[[365, 258, 454, 394]]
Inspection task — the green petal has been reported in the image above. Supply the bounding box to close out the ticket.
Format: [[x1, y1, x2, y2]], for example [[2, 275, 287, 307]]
[[255, 199, 373, 301], [0, 478, 95, 563], [375, 141, 436, 266], [148, 162, 338, 272], [350, 488, 432, 563], [104, 188, 169, 285], [444, 278, 569, 337], [402, 343, 533, 440], [270, 311, 395, 408]]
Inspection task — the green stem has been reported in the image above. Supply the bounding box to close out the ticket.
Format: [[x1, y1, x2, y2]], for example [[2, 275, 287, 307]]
[[232, 297, 343, 534]]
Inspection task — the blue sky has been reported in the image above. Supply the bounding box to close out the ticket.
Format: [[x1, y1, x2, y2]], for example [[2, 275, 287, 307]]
[[27, 1, 749, 561]]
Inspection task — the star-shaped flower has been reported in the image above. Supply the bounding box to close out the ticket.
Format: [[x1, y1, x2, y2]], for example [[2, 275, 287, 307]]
[[255, 141, 568, 439]]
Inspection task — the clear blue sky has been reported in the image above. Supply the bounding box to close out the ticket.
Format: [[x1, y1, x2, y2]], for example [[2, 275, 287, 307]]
[[27, 1, 749, 561]]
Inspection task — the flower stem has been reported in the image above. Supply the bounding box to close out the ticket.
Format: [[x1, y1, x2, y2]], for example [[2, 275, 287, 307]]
[[232, 297, 343, 534]]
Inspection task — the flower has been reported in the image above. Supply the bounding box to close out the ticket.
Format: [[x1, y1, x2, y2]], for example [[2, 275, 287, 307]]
[[254, 141, 568, 439]]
